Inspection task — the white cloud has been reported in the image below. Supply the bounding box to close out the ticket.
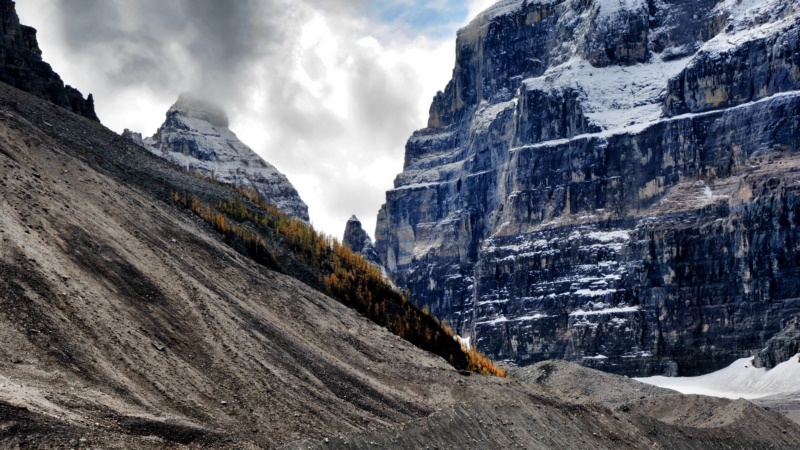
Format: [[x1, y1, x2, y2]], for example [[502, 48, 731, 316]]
[[465, 0, 500, 21]]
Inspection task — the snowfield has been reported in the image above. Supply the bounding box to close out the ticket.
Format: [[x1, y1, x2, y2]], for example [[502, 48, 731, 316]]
[[636, 354, 800, 399]]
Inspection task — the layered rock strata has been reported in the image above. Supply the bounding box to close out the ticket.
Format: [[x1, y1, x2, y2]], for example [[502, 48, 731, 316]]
[[375, 0, 800, 376], [0, 0, 98, 121]]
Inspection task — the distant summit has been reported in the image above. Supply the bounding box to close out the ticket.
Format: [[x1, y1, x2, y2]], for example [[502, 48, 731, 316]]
[[0, 0, 98, 121], [126, 94, 309, 221]]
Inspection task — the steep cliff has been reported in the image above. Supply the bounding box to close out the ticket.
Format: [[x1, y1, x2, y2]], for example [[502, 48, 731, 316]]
[[127, 94, 309, 221], [0, 0, 98, 121], [376, 0, 800, 376]]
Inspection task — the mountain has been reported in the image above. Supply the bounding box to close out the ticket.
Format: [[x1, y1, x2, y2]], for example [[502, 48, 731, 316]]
[[2, 0, 800, 446], [125, 94, 309, 221], [0, 0, 97, 121], [375, 0, 800, 376]]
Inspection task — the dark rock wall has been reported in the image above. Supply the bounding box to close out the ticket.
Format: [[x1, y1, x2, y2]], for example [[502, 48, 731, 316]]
[[665, 20, 800, 116], [0, 0, 99, 121], [753, 318, 800, 369], [376, 0, 800, 376]]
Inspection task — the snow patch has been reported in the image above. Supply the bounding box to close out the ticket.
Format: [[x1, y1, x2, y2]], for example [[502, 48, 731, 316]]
[[522, 56, 689, 132], [472, 99, 517, 133], [573, 288, 618, 297], [455, 335, 472, 351], [595, 0, 647, 20], [636, 354, 800, 400], [570, 306, 640, 316], [476, 0, 527, 21], [476, 313, 550, 326]]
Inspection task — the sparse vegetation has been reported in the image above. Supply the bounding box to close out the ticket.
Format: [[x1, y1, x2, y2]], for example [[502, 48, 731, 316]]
[[172, 187, 505, 377]]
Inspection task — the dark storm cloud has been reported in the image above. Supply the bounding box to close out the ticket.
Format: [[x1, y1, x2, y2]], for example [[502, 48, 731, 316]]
[[47, 0, 431, 142], [51, 0, 288, 106]]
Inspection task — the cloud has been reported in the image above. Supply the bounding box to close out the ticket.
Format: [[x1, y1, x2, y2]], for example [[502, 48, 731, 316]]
[[15, 0, 481, 239]]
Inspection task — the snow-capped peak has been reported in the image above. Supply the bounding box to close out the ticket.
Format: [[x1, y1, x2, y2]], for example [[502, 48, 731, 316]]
[[131, 95, 309, 221]]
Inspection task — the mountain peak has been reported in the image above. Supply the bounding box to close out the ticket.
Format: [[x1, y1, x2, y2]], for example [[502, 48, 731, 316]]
[[129, 95, 310, 221], [170, 93, 229, 128], [343, 214, 383, 270]]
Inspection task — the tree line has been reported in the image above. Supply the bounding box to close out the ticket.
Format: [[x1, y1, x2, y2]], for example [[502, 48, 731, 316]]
[[172, 187, 505, 377]]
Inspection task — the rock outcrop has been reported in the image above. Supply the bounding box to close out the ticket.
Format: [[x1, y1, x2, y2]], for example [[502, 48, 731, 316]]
[[0, 0, 98, 121], [128, 94, 309, 221], [753, 319, 800, 369], [343, 215, 382, 268], [375, 0, 800, 376]]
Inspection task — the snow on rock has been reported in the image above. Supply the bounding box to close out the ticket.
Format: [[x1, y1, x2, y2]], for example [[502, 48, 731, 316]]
[[475, 0, 527, 21], [594, 0, 647, 20], [636, 354, 800, 399], [134, 94, 309, 221], [522, 56, 690, 132], [570, 305, 640, 316], [455, 335, 472, 351]]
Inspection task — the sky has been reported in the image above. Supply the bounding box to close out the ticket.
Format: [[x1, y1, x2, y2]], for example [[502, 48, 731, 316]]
[[16, 0, 498, 240]]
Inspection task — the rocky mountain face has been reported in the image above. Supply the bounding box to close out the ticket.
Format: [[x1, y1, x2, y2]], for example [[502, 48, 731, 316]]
[[375, 0, 800, 376], [343, 216, 382, 268], [125, 94, 309, 221], [0, 0, 98, 121]]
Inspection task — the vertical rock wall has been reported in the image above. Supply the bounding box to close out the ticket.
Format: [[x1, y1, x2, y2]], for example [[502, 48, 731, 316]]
[[376, 0, 800, 376]]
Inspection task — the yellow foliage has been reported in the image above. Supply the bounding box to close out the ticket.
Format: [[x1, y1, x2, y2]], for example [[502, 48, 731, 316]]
[[171, 188, 507, 378]]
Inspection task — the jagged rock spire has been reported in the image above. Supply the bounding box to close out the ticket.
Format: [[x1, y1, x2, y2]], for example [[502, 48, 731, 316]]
[[343, 215, 382, 268], [0, 0, 99, 121]]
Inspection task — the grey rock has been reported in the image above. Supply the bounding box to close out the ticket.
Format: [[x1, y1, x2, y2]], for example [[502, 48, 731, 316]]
[[130, 94, 309, 221], [375, 0, 800, 376], [342, 215, 382, 268], [0, 0, 98, 121], [753, 318, 800, 369]]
